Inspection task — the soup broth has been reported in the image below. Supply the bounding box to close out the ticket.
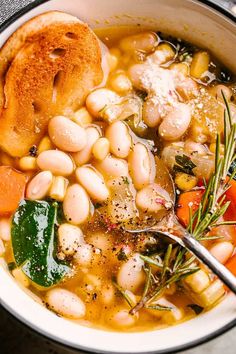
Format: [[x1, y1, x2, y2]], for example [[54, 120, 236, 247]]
[[1, 24, 236, 332]]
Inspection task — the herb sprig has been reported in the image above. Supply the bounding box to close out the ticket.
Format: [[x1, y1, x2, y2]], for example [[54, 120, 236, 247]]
[[128, 93, 236, 314]]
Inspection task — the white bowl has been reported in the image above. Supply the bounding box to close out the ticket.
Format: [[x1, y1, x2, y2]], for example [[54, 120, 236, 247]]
[[0, 0, 236, 353]]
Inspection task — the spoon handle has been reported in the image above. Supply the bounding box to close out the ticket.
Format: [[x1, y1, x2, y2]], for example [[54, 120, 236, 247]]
[[183, 232, 236, 294]]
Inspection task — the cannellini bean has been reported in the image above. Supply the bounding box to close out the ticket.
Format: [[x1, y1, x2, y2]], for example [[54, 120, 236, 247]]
[[26, 171, 53, 200], [19, 156, 37, 171], [209, 241, 234, 264], [0, 239, 5, 256], [148, 297, 183, 323], [106, 121, 131, 158], [37, 150, 74, 176], [95, 155, 129, 178], [86, 88, 119, 117], [58, 224, 84, 256], [110, 309, 139, 328], [128, 64, 147, 90], [175, 76, 198, 100], [74, 244, 93, 266], [12, 268, 30, 287], [76, 166, 109, 202], [128, 143, 153, 189], [46, 288, 86, 319], [119, 32, 158, 53], [48, 116, 87, 152], [0, 218, 11, 241], [159, 103, 191, 140], [72, 126, 100, 166], [143, 99, 161, 127], [92, 137, 110, 160], [110, 72, 132, 94], [209, 84, 232, 102], [170, 62, 189, 76], [184, 140, 207, 155], [136, 183, 171, 213], [117, 253, 145, 292], [63, 184, 90, 225], [190, 51, 210, 79]]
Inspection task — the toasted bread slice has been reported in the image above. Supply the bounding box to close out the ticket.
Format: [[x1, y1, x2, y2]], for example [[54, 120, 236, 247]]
[[0, 11, 103, 156]]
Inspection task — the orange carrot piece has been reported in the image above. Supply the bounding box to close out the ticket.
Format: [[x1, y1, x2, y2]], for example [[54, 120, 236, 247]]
[[0, 166, 26, 216], [225, 254, 236, 277], [176, 189, 204, 227]]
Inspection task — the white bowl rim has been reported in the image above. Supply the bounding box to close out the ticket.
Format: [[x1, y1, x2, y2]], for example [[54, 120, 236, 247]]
[[0, 0, 235, 353]]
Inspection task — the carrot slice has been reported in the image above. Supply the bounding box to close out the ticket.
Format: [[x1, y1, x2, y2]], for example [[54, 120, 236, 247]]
[[176, 189, 204, 227], [0, 166, 26, 216], [225, 254, 236, 277]]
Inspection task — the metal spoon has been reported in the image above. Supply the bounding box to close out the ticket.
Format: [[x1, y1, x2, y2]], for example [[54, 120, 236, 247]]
[[127, 157, 236, 294]]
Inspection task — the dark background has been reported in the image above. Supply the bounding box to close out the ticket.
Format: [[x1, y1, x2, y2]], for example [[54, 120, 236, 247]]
[[0, 0, 236, 353]]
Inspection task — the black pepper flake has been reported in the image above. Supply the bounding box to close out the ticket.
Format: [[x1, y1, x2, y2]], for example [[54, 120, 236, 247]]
[[29, 145, 38, 157], [92, 293, 97, 301]]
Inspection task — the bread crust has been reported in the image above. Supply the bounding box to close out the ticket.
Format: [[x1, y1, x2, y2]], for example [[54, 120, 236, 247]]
[[0, 11, 103, 156]]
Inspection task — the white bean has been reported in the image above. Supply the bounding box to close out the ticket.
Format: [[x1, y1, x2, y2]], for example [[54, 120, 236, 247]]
[[48, 116, 87, 152], [46, 288, 86, 319], [210, 84, 232, 101], [184, 140, 208, 155], [74, 244, 93, 266], [86, 88, 119, 117], [119, 32, 158, 53], [128, 143, 152, 189], [37, 150, 74, 176], [143, 99, 161, 127], [117, 253, 145, 292], [101, 284, 115, 305], [0, 218, 11, 241], [63, 184, 90, 225], [106, 121, 131, 158], [95, 155, 129, 178], [128, 64, 147, 90], [136, 183, 171, 213], [110, 309, 139, 328], [76, 166, 109, 202], [58, 224, 84, 256], [209, 241, 234, 264], [72, 126, 100, 166], [26, 171, 53, 200], [159, 103, 191, 140]]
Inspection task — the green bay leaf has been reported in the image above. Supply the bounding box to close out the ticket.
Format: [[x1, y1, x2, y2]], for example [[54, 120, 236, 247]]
[[12, 200, 70, 287]]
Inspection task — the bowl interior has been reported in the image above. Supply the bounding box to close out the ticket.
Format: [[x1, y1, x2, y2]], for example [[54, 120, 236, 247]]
[[0, 0, 236, 353]]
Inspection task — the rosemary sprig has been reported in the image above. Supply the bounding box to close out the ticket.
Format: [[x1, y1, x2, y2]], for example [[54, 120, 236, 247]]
[[129, 92, 236, 314]]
